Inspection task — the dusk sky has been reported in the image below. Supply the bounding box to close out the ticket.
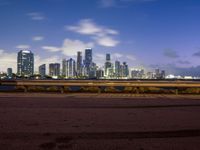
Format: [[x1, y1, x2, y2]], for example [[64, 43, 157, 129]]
[[1, 0, 200, 75]]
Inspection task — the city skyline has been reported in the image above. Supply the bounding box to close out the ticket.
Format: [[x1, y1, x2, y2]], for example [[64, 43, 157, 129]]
[[1, 0, 200, 76], [0, 49, 170, 80]]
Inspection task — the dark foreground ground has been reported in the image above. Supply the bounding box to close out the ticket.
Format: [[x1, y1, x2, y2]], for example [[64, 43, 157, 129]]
[[0, 93, 200, 150]]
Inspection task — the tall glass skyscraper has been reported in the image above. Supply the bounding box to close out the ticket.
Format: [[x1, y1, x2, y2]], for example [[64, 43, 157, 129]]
[[39, 64, 46, 78], [115, 60, 120, 78], [77, 51, 82, 76], [62, 58, 76, 78], [49, 63, 60, 77], [84, 48, 92, 76], [17, 50, 34, 76], [104, 53, 112, 77]]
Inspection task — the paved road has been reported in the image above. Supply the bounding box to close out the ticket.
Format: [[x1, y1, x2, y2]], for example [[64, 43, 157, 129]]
[[0, 94, 200, 150]]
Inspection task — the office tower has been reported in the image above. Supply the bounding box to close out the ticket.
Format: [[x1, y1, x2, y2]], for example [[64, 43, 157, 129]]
[[104, 53, 112, 77], [96, 69, 104, 79], [77, 51, 82, 77], [106, 53, 111, 61], [131, 69, 144, 79], [7, 68, 12, 78], [49, 63, 60, 77], [161, 70, 166, 79], [121, 62, 129, 78], [63, 58, 76, 78], [114, 60, 120, 78], [89, 62, 97, 78], [146, 72, 154, 79], [84, 48, 92, 76], [17, 50, 34, 76], [107, 66, 114, 78], [155, 68, 160, 79], [39, 64, 46, 78]]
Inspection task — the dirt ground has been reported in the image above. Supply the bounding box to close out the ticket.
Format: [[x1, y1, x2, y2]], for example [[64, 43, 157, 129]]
[[0, 93, 200, 150]]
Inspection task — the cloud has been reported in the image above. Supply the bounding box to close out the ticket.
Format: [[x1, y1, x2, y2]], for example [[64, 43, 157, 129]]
[[33, 36, 44, 41], [126, 55, 136, 61], [99, 0, 157, 8], [177, 60, 191, 65], [99, 0, 116, 8], [42, 39, 94, 56], [61, 39, 94, 56], [42, 46, 60, 52], [16, 45, 30, 49], [27, 12, 45, 21], [94, 35, 119, 47], [66, 19, 119, 47], [193, 51, 200, 57], [0, 49, 17, 72], [163, 49, 179, 58]]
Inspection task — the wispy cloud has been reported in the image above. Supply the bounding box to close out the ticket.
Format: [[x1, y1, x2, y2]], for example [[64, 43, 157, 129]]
[[61, 39, 94, 56], [177, 60, 191, 65], [16, 45, 30, 49], [193, 51, 200, 57], [32, 36, 44, 41], [99, 0, 157, 8], [27, 12, 45, 21], [66, 19, 119, 47], [100, 0, 116, 8], [163, 49, 179, 59], [42, 39, 94, 56], [42, 46, 60, 52], [0, 49, 17, 72]]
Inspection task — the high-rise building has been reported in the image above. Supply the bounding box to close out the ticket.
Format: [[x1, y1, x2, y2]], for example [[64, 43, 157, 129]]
[[114, 60, 120, 78], [77, 51, 82, 76], [104, 53, 112, 77], [161, 70, 166, 79], [155, 68, 160, 79], [131, 69, 144, 79], [146, 72, 154, 79], [7, 68, 12, 78], [39, 64, 46, 78], [106, 53, 111, 61], [49, 63, 60, 77], [17, 50, 34, 76], [84, 48, 92, 76], [89, 62, 97, 78], [63, 58, 76, 78], [121, 62, 129, 78], [96, 69, 104, 79]]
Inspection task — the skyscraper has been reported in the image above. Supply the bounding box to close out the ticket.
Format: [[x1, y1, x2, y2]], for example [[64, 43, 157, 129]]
[[161, 70, 166, 79], [106, 53, 111, 61], [49, 63, 60, 77], [17, 50, 34, 77], [96, 69, 104, 79], [39, 64, 46, 78], [122, 62, 129, 78], [63, 58, 76, 78], [77, 51, 82, 77], [104, 53, 112, 77], [84, 48, 92, 76], [114, 60, 120, 78]]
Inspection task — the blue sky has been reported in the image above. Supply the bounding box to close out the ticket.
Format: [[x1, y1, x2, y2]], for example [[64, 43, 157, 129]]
[[1, 0, 200, 75]]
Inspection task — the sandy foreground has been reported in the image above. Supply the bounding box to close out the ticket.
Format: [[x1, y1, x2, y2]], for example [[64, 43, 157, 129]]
[[0, 93, 200, 150]]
